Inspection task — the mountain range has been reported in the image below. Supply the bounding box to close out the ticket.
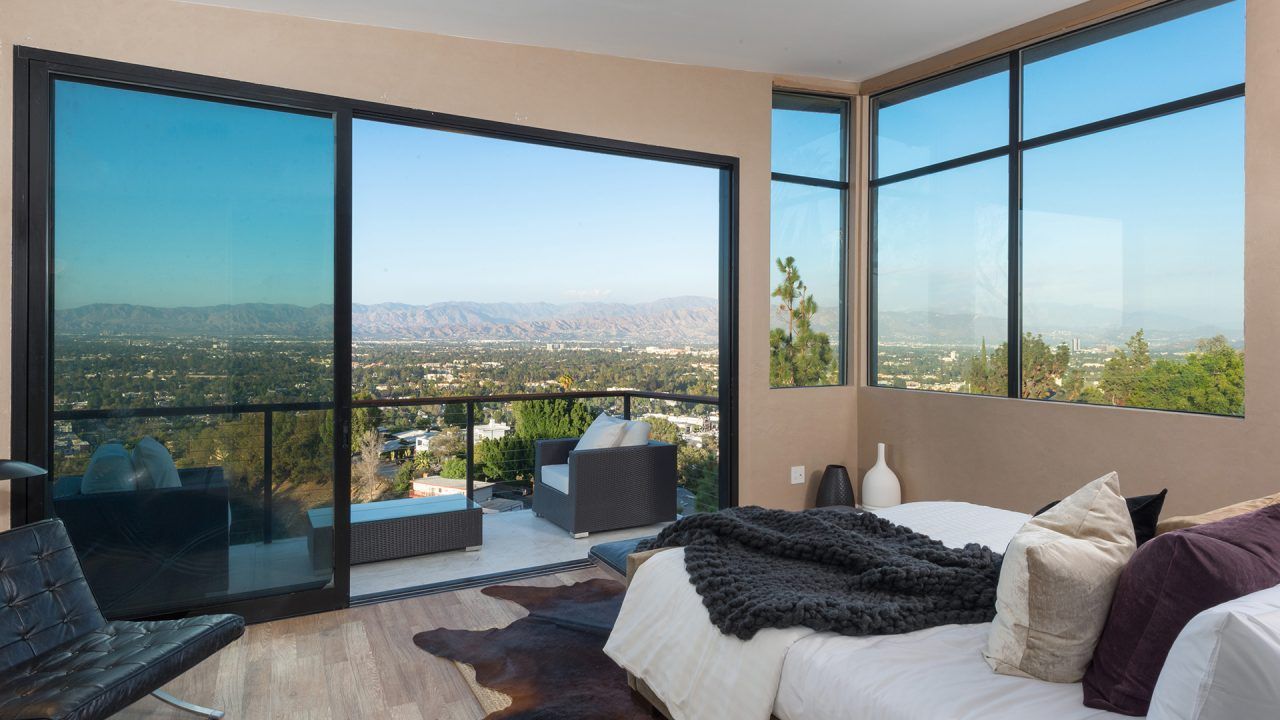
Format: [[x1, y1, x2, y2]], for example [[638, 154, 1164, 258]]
[[54, 297, 720, 344], [877, 308, 1243, 350]]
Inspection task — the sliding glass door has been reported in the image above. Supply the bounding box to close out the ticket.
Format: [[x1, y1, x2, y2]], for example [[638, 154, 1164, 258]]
[[14, 48, 737, 622], [34, 76, 343, 619]]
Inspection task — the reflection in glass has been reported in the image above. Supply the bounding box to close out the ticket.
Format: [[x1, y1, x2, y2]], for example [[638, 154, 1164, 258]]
[[1021, 100, 1244, 415], [51, 79, 336, 616], [874, 158, 1009, 395], [1022, 0, 1244, 139], [874, 59, 1009, 179]]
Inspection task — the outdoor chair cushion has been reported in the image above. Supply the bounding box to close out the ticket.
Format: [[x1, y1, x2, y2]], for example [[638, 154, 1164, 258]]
[[618, 420, 652, 448], [81, 444, 134, 494], [542, 464, 570, 494], [575, 413, 627, 451]]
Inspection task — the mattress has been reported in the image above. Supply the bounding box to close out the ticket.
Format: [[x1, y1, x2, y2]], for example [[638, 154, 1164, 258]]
[[606, 501, 1053, 720], [773, 502, 1137, 720]]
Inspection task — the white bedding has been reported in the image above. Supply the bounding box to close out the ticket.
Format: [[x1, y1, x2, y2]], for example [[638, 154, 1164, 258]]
[[775, 623, 1129, 720], [604, 501, 1037, 720]]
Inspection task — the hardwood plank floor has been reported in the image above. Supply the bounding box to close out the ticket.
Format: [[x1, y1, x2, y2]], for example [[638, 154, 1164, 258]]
[[113, 564, 616, 719]]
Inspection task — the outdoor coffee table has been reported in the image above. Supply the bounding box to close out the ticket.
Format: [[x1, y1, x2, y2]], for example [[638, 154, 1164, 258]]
[[307, 494, 482, 569]]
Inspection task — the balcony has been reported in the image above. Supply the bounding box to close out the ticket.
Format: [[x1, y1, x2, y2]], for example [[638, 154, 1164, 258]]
[[347, 389, 719, 597], [50, 389, 717, 615]]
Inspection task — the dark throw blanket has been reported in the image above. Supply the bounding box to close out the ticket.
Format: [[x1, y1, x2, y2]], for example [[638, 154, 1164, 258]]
[[639, 507, 1002, 640]]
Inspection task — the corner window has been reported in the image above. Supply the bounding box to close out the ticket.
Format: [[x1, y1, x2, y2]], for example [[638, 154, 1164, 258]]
[[870, 0, 1245, 416], [770, 92, 849, 387]]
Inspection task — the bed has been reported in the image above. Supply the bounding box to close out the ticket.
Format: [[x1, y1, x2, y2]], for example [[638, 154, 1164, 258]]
[[604, 501, 1136, 720]]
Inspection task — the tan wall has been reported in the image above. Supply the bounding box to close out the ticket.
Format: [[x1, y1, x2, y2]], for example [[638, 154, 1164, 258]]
[[855, 0, 1278, 517], [0, 0, 857, 527]]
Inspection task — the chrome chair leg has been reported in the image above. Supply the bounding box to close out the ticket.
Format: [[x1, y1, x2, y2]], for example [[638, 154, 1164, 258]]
[[151, 690, 225, 719]]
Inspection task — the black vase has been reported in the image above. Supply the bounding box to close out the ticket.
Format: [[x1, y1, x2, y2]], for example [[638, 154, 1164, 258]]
[[815, 464, 855, 507]]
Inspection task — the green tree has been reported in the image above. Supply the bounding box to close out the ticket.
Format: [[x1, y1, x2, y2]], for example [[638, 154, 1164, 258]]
[[1128, 335, 1243, 416], [475, 435, 535, 482], [428, 427, 464, 459], [769, 257, 836, 387], [442, 403, 469, 428], [964, 333, 1106, 402], [646, 417, 681, 444], [351, 393, 383, 448], [964, 338, 1007, 395], [441, 456, 468, 479], [1020, 333, 1071, 400], [1100, 330, 1152, 407], [512, 399, 595, 440]]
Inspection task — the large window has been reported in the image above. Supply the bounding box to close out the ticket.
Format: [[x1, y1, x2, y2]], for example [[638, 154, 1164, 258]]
[[48, 79, 338, 617], [351, 119, 725, 517], [871, 0, 1245, 416], [16, 49, 739, 622], [770, 92, 849, 387]]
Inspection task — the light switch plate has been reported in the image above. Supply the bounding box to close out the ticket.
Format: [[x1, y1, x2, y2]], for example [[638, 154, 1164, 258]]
[[790, 465, 806, 485]]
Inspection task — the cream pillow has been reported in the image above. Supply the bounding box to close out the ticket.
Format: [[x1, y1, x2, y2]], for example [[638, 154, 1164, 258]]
[[574, 413, 628, 451], [617, 420, 652, 448], [81, 442, 136, 494], [132, 436, 181, 489], [985, 471, 1137, 682]]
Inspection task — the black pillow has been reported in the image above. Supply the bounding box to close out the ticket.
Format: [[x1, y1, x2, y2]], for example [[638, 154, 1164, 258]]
[[1034, 488, 1168, 547]]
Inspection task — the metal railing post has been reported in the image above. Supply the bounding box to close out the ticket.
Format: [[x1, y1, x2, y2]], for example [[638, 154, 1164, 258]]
[[262, 410, 273, 545], [623, 393, 631, 420], [465, 401, 475, 502]]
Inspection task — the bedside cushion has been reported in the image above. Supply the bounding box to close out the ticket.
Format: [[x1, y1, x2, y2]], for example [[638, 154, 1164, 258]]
[[1084, 504, 1280, 715], [575, 413, 627, 452], [1157, 491, 1280, 535], [1147, 584, 1280, 720], [1036, 489, 1168, 547], [541, 464, 570, 494], [985, 472, 1136, 683]]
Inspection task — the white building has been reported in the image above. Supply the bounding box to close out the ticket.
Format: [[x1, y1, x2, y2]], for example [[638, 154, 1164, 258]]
[[411, 475, 494, 503], [475, 419, 511, 441]]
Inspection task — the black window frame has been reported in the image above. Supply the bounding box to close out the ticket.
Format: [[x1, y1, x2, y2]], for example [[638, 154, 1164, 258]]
[[868, 0, 1245, 408], [12, 46, 741, 623], [770, 89, 851, 388]]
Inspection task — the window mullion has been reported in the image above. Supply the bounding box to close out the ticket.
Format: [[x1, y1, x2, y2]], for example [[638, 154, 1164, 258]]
[[1007, 52, 1023, 400]]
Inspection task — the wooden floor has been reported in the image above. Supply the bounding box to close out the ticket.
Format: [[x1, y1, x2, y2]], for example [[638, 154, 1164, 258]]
[[114, 564, 617, 720]]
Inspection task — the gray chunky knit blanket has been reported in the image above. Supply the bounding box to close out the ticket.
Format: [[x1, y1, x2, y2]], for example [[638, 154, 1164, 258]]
[[638, 507, 1002, 640]]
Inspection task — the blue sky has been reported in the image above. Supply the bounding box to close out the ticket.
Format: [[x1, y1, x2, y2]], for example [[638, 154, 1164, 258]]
[[53, 81, 335, 310], [53, 82, 720, 310], [874, 0, 1245, 340], [352, 120, 720, 306]]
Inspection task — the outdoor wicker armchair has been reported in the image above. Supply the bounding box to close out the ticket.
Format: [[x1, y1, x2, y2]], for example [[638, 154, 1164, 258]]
[[532, 437, 677, 537]]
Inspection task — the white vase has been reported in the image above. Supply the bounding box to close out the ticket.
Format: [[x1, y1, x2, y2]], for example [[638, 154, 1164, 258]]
[[862, 443, 901, 510]]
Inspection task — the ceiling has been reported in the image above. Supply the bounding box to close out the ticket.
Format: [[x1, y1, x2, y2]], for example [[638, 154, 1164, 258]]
[[179, 0, 1089, 82]]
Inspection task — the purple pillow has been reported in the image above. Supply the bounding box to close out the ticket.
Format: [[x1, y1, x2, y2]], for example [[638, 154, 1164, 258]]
[[1083, 504, 1280, 716]]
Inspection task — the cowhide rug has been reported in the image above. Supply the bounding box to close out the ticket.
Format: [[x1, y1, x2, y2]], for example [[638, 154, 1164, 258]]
[[413, 578, 652, 720]]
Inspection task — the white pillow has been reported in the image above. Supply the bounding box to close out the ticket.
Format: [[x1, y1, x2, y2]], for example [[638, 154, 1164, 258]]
[[575, 413, 628, 451], [1148, 584, 1280, 720], [617, 420, 652, 448], [132, 436, 181, 489], [985, 472, 1137, 682], [81, 442, 136, 494]]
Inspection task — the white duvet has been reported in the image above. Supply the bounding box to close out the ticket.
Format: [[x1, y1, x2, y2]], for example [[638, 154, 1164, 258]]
[[605, 501, 1129, 720]]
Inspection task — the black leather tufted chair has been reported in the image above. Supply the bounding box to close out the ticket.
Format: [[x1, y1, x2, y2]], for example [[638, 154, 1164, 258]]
[[0, 519, 244, 720]]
